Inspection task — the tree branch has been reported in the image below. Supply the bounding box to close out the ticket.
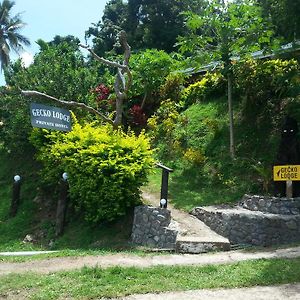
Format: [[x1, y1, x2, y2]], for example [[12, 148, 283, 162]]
[[119, 30, 131, 66], [21, 90, 114, 125], [21, 31, 133, 128], [79, 44, 127, 71]]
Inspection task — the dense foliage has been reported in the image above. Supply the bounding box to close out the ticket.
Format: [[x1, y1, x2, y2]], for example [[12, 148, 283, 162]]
[[181, 72, 225, 107], [85, 0, 206, 54], [148, 57, 300, 201], [1, 0, 300, 227], [234, 58, 300, 121], [259, 0, 300, 42], [0, 41, 100, 155], [30, 121, 154, 223]]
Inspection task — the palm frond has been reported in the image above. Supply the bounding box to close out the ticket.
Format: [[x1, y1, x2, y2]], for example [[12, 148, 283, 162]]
[[0, 0, 30, 70]]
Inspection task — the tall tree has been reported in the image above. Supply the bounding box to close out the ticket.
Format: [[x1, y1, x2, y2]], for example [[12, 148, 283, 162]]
[[85, 0, 128, 56], [178, 0, 274, 158], [126, 0, 206, 52], [0, 0, 30, 70], [258, 0, 300, 43], [1, 39, 100, 154], [86, 0, 206, 54]]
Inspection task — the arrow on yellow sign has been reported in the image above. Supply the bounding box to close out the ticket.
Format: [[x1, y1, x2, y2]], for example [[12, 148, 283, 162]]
[[273, 165, 300, 181]]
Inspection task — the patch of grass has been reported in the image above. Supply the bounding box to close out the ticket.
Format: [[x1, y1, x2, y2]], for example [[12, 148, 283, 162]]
[[53, 209, 135, 251], [144, 164, 246, 211], [0, 184, 138, 253], [0, 181, 41, 251], [1, 258, 300, 299], [0, 150, 44, 251], [143, 168, 161, 195], [0, 248, 153, 263]]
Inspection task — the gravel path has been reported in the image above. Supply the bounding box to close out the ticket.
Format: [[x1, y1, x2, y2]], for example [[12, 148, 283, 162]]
[[1, 246, 300, 276], [142, 191, 228, 242]]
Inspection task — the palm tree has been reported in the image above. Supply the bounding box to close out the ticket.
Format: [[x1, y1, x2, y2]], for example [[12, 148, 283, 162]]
[[0, 0, 30, 70]]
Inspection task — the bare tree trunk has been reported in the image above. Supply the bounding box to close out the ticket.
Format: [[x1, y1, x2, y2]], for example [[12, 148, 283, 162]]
[[113, 95, 124, 128], [227, 73, 235, 159], [141, 91, 148, 110]]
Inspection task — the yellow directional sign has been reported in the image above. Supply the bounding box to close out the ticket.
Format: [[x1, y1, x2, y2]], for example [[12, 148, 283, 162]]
[[273, 165, 300, 181]]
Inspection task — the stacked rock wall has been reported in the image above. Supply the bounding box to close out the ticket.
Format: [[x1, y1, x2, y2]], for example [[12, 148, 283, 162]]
[[131, 205, 178, 249], [240, 194, 300, 215], [192, 195, 300, 246]]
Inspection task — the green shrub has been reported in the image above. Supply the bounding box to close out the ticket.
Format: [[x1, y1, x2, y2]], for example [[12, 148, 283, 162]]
[[30, 121, 154, 223], [234, 58, 300, 118], [147, 99, 182, 161], [159, 72, 186, 103], [181, 72, 224, 106], [148, 100, 224, 168]]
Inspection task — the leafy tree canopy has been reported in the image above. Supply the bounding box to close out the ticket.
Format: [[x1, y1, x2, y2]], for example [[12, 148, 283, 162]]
[[178, 0, 275, 70], [258, 0, 300, 42], [5, 37, 99, 100], [1, 38, 101, 154], [177, 0, 276, 158], [85, 0, 206, 55]]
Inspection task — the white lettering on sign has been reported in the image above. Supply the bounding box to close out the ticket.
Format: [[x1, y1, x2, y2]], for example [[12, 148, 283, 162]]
[[32, 109, 52, 117], [52, 111, 70, 122]]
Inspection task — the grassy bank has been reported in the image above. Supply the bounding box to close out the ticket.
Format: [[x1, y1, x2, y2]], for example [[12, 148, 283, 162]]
[[0, 151, 137, 253], [145, 99, 282, 211], [1, 258, 300, 299]]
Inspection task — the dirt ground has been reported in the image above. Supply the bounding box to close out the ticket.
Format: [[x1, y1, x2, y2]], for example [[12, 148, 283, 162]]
[[114, 283, 300, 300], [1, 245, 300, 276]]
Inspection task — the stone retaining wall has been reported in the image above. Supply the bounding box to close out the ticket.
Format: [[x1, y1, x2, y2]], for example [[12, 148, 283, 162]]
[[240, 194, 300, 215], [131, 205, 178, 249], [192, 194, 300, 247]]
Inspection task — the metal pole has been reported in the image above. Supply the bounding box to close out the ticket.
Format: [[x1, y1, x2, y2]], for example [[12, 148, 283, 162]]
[[160, 169, 169, 208], [9, 176, 21, 217], [55, 174, 69, 236]]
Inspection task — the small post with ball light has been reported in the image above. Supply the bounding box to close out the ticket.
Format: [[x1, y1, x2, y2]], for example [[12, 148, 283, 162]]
[[9, 175, 21, 217], [55, 172, 69, 237], [156, 163, 173, 209]]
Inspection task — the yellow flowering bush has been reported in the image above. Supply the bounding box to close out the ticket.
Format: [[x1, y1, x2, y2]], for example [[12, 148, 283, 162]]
[[30, 121, 154, 223]]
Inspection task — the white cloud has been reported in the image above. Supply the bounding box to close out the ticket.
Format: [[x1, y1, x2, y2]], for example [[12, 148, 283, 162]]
[[20, 52, 34, 68]]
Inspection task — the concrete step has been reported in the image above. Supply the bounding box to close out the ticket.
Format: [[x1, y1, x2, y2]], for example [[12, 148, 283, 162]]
[[176, 235, 230, 254], [141, 192, 231, 254], [192, 205, 300, 247], [169, 207, 231, 254]]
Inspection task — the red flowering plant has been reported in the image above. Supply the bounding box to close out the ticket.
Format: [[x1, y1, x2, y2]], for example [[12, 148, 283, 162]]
[[91, 84, 112, 111], [128, 104, 147, 128]]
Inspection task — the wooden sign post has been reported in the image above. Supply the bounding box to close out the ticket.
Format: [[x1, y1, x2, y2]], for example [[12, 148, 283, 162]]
[[273, 165, 300, 198]]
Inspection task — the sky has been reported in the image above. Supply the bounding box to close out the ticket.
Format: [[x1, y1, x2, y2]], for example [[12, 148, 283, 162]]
[[1, 0, 108, 84]]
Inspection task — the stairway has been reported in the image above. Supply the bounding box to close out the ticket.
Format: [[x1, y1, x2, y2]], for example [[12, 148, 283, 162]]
[[191, 194, 300, 247], [170, 209, 230, 254], [141, 191, 230, 254]]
